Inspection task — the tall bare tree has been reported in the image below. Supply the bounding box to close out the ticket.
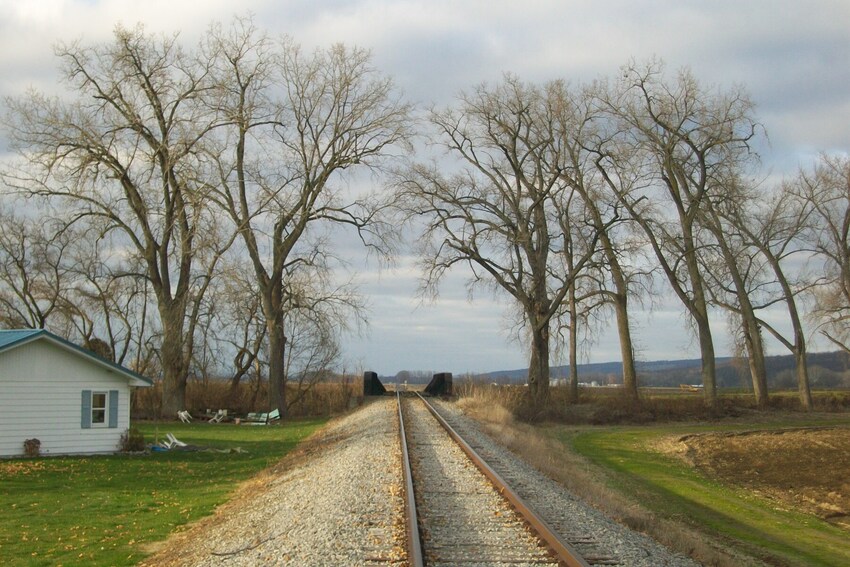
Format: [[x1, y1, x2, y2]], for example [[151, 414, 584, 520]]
[[556, 84, 645, 401], [793, 154, 850, 354], [398, 76, 599, 399], [698, 179, 771, 408], [2, 25, 230, 414], [203, 19, 409, 415], [717, 183, 815, 409], [597, 60, 760, 407]]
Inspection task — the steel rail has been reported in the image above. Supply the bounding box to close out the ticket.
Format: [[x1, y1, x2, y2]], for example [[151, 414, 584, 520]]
[[397, 392, 425, 567], [416, 392, 593, 567]]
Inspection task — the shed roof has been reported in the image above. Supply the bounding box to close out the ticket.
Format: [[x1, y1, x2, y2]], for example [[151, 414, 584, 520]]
[[0, 329, 153, 387], [0, 328, 42, 349]]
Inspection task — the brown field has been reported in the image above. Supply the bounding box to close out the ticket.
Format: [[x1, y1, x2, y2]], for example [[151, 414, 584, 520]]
[[668, 427, 850, 530]]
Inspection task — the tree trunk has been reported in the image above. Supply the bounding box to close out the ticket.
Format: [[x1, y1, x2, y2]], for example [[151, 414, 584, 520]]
[[159, 306, 187, 417], [267, 316, 287, 416], [594, 220, 639, 401], [708, 211, 769, 408], [788, 310, 813, 411], [795, 348, 813, 410], [768, 253, 813, 411], [528, 317, 551, 401], [791, 308, 813, 412], [695, 308, 718, 407], [612, 292, 638, 401], [741, 315, 769, 409], [568, 285, 579, 403]]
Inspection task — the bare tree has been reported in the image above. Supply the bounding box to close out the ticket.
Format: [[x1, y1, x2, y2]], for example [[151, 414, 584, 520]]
[[0, 208, 72, 329], [597, 60, 760, 407], [697, 178, 771, 408], [207, 259, 268, 407], [2, 25, 231, 414], [793, 154, 850, 354], [556, 84, 646, 401], [203, 19, 409, 415], [398, 76, 600, 399], [552, 194, 609, 402], [57, 229, 157, 366], [717, 183, 815, 409]]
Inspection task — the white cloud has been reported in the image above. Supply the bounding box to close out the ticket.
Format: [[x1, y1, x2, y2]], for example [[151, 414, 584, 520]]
[[1, 0, 848, 373]]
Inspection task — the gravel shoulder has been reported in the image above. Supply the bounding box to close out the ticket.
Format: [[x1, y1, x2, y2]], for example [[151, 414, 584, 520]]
[[139, 398, 405, 567]]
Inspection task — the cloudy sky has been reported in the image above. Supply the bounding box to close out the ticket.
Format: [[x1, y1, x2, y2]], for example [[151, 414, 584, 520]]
[[1, 0, 849, 375]]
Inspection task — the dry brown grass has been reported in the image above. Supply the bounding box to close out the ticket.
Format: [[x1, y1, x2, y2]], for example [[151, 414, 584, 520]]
[[132, 376, 364, 420], [454, 381, 850, 426], [457, 389, 766, 567]]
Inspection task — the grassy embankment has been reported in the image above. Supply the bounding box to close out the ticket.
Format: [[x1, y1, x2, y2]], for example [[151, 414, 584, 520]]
[[457, 386, 850, 567], [0, 420, 325, 567], [567, 420, 850, 567]]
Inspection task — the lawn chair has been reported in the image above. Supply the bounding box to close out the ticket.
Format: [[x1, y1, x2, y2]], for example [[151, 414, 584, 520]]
[[177, 410, 193, 423], [208, 409, 227, 423], [166, 433, 187, 447]]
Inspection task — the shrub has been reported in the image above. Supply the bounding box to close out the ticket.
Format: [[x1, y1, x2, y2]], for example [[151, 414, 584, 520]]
[[23, 438, 41, 457], [119, 427, 145, 452], [131, 376, 363, 420]]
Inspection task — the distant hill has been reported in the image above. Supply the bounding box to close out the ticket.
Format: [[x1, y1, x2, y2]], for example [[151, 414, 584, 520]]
[[478, 351, 850, 389], [483, 357, 728, 384]]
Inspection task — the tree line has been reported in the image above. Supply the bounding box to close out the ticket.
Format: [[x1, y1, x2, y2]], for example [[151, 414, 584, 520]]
[[1, 18, 847, 414]]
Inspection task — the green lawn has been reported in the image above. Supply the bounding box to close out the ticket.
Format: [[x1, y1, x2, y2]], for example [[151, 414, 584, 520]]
[[0, 419, 325, 567], [560, 416, 850, 567]]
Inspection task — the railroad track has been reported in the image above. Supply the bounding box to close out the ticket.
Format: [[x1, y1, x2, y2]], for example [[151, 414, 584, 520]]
[[398, 392, 617, 567]]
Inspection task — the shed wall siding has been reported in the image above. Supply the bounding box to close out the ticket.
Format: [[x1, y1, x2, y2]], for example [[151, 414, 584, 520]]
[[0, 340, 131, 457]]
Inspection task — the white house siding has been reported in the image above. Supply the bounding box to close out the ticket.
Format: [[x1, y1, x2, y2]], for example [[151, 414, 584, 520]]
[[0, 340, 132, 457]]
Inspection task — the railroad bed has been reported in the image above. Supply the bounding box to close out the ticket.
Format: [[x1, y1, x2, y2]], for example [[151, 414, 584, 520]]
[[141, 397, 700, 567], [401, 394, 563, 566]]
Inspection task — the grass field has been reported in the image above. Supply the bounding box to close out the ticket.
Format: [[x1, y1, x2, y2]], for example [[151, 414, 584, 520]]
[[0, 419, 325, 567], [562, 417, 850, 567]]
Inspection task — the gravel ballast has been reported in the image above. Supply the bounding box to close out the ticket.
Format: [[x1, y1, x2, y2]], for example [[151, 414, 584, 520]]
[[404, 397, 558, 566], [141, 398, 405, 567]]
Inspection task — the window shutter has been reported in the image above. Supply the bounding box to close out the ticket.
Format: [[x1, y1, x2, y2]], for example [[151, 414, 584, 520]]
[[81, 390, 92, 429], [108, 390, 119, 428]]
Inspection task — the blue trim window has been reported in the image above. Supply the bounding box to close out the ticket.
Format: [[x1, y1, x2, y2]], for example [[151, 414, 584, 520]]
[[82, 390, 119, 429], [92, 392, 107, 425]]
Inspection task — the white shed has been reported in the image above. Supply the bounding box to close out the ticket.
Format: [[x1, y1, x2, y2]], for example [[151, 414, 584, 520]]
[[0, 329, 153, 457]]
